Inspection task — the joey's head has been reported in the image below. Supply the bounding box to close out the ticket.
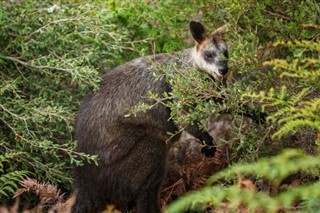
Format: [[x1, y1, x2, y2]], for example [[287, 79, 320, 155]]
[[189, 21, 228, 81]]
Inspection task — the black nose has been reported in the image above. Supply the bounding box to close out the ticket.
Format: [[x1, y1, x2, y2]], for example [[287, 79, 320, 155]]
[[218, 67, 228, 76]]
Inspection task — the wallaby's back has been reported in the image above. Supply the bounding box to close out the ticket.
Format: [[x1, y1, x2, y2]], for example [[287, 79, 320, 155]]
[[73, 54, 180, 212]]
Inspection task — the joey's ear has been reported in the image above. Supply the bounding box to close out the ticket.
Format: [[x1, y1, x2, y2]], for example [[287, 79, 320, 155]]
[[189, 21, 206, 44], [212, 24, 227, 38]]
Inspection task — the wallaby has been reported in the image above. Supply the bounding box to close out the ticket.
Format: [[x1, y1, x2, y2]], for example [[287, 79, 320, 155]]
[[72, 21, 228, 213]]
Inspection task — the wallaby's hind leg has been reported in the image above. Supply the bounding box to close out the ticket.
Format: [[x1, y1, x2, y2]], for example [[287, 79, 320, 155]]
[[71, 189, 105, 213], [127, 134, 167, 213], [136, 183, 162, 213]]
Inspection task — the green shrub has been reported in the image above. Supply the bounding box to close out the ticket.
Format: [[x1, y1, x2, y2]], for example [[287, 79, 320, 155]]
[[1, 0, 319, 210], [0, 0, 214, 203], [165, 1, 319, 212]]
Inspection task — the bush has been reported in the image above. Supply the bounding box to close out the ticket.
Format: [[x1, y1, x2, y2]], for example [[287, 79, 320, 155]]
[[0, 0, 214, 204], [1, 0, 319, 211], [165, 0, 320, 212]]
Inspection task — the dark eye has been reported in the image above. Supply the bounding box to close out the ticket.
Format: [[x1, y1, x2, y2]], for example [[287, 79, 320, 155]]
[[205, 52, 216, 60], [222, 50, 228, 58]]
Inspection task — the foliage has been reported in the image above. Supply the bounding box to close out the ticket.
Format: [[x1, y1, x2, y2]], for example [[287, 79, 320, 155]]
[[167, 149, 320, 213], [242, 40, 320, 140], [1, 0, 320, 211], [1, 0, 200, 201], [0, 1, 111, 201], [0, 0, 221, 203], [132, 62, 228, 128], [0, 152, 29, 198], [165, 0, 320, 212]]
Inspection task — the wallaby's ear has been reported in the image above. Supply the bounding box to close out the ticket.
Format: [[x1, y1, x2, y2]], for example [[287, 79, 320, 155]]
[[212, 24, 227, 38], [189, 21, 206, 44]]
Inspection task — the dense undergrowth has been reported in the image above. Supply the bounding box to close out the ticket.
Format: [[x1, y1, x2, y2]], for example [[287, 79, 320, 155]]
[[0, 0, 319, 212]]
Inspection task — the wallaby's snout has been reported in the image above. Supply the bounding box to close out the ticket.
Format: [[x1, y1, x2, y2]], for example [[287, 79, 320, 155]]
[[218, 66, 228, 76], [218, 60, 228, 76]]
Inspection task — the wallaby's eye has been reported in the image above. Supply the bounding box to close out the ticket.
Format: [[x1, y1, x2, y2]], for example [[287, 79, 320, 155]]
[[204, 52, 216, 60], [222, 50, 228, 58], [217, 50, 228, 60]]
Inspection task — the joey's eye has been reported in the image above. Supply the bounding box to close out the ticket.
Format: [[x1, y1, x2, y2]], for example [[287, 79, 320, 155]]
[[205, 52, 215, 60]]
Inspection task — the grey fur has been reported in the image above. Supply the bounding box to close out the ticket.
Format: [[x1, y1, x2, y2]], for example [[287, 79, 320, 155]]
[[72, 22, 228, 213]]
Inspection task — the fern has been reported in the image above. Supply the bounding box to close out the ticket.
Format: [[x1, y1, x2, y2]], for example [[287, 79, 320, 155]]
[[242, 40, 320, 139], [264, 41, 320, 82], [243, 89, 319, 139], [208, 149, 320, 191], [266, 58, 320, 81], [166, 149, 320, 213], [278, 181, 320, 211], [273, 98, 320, 139], [167, 181, 320, 213], [0, 171, 29, 198], [0, 152, 30, 198], [167, 186, 281, 213]]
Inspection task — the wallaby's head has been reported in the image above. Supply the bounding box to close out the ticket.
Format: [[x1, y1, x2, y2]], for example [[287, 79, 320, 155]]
[[189, 21, 228, 81]]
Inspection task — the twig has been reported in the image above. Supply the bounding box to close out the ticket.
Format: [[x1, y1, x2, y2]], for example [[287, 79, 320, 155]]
[[263, 9, 293, 21], [0, 117, 28, 142], [5, 56, 73, 73], [24, 17, 85, 41], [161, 178, 184, 206]]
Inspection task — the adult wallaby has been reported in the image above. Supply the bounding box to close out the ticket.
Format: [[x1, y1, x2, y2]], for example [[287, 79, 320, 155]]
[[72, 21, 228, 213]]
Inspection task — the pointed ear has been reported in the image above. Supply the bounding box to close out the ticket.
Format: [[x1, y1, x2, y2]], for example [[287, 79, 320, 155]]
[[212, 24, 227, 38], [189, 21, 206, 44]]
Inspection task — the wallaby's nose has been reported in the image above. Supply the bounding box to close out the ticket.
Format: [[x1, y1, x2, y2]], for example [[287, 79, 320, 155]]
[[218, 67, 228, 76]]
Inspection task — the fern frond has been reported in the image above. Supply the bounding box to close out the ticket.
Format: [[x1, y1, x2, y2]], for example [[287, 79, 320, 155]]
[[273, 120, 320, 139], [273, 40, 320, 52], [0, 171, 29, 198], [290, 88, 310, 105], [166, 186, 281, 213], [14, 178, 63, 203], [167, 150, 320, 213], [272, 98, 320, 139], [278, 180, 320, 208], [264, 58, 320, 81], [243, 87, 319, 139], [264, 40, 320, 81], [208, 149, 320, 187]]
